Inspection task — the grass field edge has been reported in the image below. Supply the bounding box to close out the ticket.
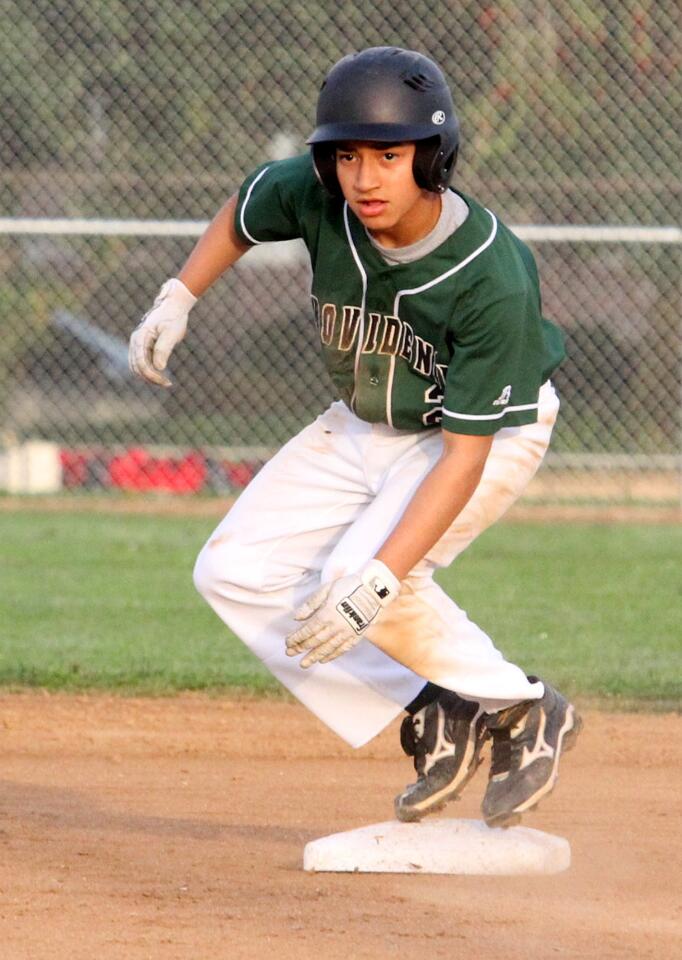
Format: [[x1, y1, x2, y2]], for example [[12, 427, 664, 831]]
[[0, 683, 678, 715]]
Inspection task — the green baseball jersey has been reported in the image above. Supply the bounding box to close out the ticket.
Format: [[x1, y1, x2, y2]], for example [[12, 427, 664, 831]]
[[235, 153, 565, 435]]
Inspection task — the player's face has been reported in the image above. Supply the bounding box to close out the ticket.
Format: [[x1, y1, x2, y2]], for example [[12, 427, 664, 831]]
[[335, 142, 441, 248]]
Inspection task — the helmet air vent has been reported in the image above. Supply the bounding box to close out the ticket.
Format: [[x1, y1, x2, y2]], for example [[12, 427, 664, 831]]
[[402, 71, 437, 92]]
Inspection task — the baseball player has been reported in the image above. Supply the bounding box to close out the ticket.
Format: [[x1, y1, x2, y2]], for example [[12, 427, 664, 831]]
[[129, 47, 581, 827]]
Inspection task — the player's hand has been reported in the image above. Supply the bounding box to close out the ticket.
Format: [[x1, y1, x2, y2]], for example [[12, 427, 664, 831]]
[[128, 278, 197, 387], [286, 560, 400, 668]]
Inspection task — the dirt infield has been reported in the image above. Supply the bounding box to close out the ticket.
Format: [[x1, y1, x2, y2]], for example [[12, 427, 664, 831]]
[[1, 694, 680, 959]]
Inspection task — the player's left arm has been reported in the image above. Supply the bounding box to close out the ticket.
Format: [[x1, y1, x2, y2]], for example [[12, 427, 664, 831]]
[[285, 430, 492, 667], [374, 430, 493, 579]]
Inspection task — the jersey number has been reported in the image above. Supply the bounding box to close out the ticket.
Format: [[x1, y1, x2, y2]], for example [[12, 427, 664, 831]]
[[422, 384, 443, 427]]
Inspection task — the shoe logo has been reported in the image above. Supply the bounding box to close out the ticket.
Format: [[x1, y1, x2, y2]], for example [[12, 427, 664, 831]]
[[423, 704, 456, 775], [492, 384, 512, 406], [519, 710, 555, 770]]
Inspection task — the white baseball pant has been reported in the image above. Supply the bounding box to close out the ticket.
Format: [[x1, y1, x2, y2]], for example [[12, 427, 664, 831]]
[[194, 381, 559, 747]]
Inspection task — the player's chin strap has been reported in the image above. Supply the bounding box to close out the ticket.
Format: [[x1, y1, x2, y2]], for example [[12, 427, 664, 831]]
[[285, 560, 400, 668]]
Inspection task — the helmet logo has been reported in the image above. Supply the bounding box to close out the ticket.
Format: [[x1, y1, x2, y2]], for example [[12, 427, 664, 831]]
[[432, 110, 446, 125]]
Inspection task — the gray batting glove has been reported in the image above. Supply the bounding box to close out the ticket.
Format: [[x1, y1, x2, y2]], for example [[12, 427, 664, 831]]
[[128, 278, 197, 387], [286, 560, 400, 668]]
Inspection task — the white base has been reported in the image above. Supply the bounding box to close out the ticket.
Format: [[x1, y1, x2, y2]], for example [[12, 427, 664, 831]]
[[303, 818, 570, 876]]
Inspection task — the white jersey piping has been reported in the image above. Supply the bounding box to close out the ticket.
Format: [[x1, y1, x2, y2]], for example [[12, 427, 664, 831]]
[[384, 346, 397, 428], [343, 202, 368, 411], [442, 402, 539, 421], [239, 166, 272, 245], [387, 209, 499, 427]]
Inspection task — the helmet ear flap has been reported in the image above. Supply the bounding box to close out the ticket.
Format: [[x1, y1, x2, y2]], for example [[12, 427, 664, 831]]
[[311, 144, 341, 197], [438, 145, 458, 190], [413, 138, 458, 193]]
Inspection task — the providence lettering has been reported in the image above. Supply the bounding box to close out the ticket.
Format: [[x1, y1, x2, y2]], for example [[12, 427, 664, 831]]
[[311, 298, 442, 384]]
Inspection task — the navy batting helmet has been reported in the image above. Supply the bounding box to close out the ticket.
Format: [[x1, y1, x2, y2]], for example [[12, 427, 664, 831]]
[[306, 46, 459, 196]]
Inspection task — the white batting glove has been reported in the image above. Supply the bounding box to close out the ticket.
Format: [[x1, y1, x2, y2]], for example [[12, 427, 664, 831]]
[[128, 278, 197, 387], [286, 560, 400, 668]]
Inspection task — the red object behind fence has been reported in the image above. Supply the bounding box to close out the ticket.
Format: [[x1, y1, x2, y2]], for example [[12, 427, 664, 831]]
[[60, 450, 90, 488], [108, 448, 206, 493]]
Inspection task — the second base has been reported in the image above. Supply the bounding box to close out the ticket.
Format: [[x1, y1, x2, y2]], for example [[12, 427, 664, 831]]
[[303, 818, 570, 875]]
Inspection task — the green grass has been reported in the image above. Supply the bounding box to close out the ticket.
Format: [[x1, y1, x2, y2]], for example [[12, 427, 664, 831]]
[[0, 510, 680, 708], [0, 511, 274, 694], [434, 523, 681, 707]]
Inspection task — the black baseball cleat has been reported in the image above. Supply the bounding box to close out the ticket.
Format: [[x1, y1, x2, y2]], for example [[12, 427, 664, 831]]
[[394, 692, 488, 823], [481, 680, 582, 828]]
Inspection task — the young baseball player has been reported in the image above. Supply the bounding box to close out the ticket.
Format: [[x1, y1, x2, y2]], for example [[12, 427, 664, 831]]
[[130, 46, 581, 827]]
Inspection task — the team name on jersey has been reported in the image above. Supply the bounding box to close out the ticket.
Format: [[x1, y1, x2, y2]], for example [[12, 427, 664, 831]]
[[311, 298, 446, 389]]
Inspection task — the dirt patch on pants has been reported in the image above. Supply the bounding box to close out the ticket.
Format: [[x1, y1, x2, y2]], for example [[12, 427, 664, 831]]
[[1, 693, 679, 959]]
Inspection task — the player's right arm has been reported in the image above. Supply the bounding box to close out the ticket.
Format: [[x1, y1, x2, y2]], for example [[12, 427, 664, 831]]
[[178, 193, 251, 297], [130, 154, 315, 387], [129, 193, 249, 387]]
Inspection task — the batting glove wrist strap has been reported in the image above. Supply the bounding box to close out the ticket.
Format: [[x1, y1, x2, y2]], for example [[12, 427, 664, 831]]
[[159, 277, 198, 310], [359, 559, 401, 608]]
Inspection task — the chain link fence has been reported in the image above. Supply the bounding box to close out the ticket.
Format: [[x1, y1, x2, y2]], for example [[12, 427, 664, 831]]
[[1, 1, 680, 504]]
